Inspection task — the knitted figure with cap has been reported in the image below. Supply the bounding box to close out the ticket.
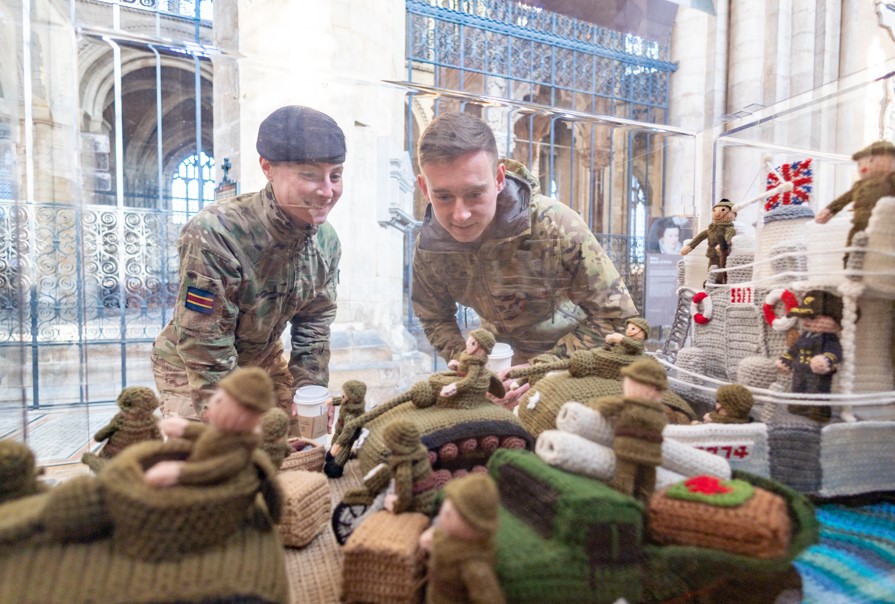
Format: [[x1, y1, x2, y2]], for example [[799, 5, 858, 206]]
[[419, 473, 505, 604], [82, 386, 161, 473], [816, 140, 895, 265], [0, 440, 47, 504], [381, 419, 439, 516], [680, 199, 738, 284], [441, 328, 497, 399], [258, 407, 292, 470], [702, 384, 754, 424], [603, 317, 650, 355], [590, 357, 669, 500], [775, 290, 843, 423], [144, 367, 275, 487]]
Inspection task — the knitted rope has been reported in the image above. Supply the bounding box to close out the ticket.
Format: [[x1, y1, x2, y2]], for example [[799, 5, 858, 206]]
[[836, 282, 861, 399]]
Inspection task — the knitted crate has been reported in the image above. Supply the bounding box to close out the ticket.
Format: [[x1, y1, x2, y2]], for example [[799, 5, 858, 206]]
[[280, 438, 325, 473], [818, 420, 895, 497], [664, 423, 770, 477], [277, 470, 331, 548], [341, 510, 430, 604], [648, 480, 792, 559]]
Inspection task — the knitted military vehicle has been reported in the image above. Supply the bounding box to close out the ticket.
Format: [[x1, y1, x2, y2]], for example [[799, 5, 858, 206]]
[[81, 386, 161, 473], [487, 449, 817, 604], [0, 440, 47, 504]]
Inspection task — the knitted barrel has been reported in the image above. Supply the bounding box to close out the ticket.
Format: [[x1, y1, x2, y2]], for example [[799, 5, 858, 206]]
[[535, 430, 615, 481], [100, 440, 262, 562], [341, 510, 430, 604], [280, 438, 325, 473], [277, 470, 330, 547]]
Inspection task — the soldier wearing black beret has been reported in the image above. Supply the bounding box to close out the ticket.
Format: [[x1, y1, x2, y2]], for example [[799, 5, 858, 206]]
[[152, 105, 347, 436]]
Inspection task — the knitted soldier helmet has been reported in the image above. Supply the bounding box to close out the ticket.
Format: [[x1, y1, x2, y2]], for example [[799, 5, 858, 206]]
[[626, 317, 650, 339], [383, 419, 423, 455], [852, 140, 895, 160], [716, 384, 754, 420], [117, 386, 158, 412], [469, 329, 496, 355], [620, 358, 668, 391], [443, 473, 500, 536], [0, 440, 41, 503], [787, 290, 843, 324], [260, 407, 290, 439], [342, 380, 367, 404], [217, 367, 274, 414]]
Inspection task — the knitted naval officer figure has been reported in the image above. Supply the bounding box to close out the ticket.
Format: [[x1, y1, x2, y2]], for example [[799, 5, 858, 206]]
[[382, 419, 439, 516], [144, 367, 274, 487], [816, 140, 895, 265], [441, 328, 497, 399], [603, 317, 650, 355], [681, 199, 738, 284], [0, 440, 47, 504], [419, 473, 505, 604], [775, 290, 843, 423], [258, 407, 292, 470], [590, 357, 669, 500], [702, 384, 754, 424], [83, 387, 161, 472]]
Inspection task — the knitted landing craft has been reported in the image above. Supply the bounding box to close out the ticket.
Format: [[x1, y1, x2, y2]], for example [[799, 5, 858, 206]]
[[0, 440, 47, 504], [259, 407, 293, 470]]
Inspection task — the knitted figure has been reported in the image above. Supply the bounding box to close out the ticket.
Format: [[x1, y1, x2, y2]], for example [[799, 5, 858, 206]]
[[330, 380, 368, 443], [590, 358, 669, 500], [0, 440, 47, 504], [382, 419, 439, 516], [816, 140, 895, 264], [82, 386, 161, 473], [144, 367, 274, 487], [775, 290, 843, 423], [258, 407, 292, 470], [441, 329, 496, 399], [603, 317, 650, 355], [419, 473, 505, 604], [702, 384, 754, 424], [681, 199, 738, 284]]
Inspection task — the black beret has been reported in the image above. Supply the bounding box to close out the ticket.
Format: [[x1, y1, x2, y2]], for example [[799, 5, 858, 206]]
[[256, 105, 346, 163]]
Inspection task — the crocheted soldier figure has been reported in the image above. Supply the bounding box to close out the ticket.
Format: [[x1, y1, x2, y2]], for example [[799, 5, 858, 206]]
[[681, 199, 738, 284], [144, 367, 274, 487], [816, 140, 895, 265], [419, 473, 505, 604], [775, 290, 843, 423], [0, 440, 47, 504], [591, 357, 669, 500], [323, 380, 367, 478], [258, 407, 292, 470], [382, 419, 439, 516], [440, 328, 497, 400], [603, 317, 650, 355], [82, 387, 161, 473], [703, 384, 754, 424]]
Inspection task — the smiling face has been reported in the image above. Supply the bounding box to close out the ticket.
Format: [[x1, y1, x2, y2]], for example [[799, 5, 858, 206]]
[[417, 151, 504, 243], [711, 205, 735, 223], [260, 159, 344, 226]]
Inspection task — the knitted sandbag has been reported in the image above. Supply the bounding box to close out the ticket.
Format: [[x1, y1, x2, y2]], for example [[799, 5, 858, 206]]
[[100, 440, 263, 562], [555, 401, 613, 445], [535, 430, 615, 481], [664, 422, 770, 477]]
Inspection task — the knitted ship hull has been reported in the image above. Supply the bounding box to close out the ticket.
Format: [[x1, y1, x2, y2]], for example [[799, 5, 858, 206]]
[[489, 449, 817, 604], [663, 199, 895, 497]]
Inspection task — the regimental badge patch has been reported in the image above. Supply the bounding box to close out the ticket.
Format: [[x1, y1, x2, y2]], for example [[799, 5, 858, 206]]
[[185, 286, 215, 314]]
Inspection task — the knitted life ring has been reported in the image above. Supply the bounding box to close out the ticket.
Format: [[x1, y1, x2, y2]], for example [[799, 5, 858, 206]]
[[690, 291, 713, 325], [762, 288, 798, 331]]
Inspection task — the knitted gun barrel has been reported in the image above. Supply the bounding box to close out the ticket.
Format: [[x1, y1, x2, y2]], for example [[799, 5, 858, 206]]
[[535, 430, 615, 481], [555, 401, 614, 445]]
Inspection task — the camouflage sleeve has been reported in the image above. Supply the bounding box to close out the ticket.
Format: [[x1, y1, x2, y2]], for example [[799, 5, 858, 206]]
[[172, 229, 242, 413], [411, 241, 466, 363], [289, 235, 340, 388], [824, 187, 853, 215], [544, 202, 637, 358]]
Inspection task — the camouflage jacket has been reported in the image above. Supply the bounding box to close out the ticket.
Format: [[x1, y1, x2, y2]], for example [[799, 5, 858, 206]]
[[153, 183, 340, 410], [412, 160, 637, 363]]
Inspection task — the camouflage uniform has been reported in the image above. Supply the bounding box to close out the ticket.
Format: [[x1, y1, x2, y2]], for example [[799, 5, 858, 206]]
[[412, 160, 637, 363], [152, 182, 340, 420]]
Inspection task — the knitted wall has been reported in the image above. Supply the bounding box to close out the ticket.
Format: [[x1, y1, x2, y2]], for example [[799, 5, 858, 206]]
[[768, 417, 822, 494], [802, 214, 850, 288], [753, 207, 813, 286], [849, 296, 895, 402], [725, 304, 762, 382], [691, 289, 730, 381], [818, 421, 895, 497], [862, 197, 895, 295], [726, 248, 754, 284]]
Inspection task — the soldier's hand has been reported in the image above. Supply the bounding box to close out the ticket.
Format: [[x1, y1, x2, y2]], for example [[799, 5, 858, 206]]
[[384, 493, 398, 512], [809, 355, 832, 375], [604, 333, 623, 345], [815, 208, 833, 224], [159, 417, 189, 438], [486, 380, 530, 410], [327, 400, 336, 433], [680, 245, 692, 256], [144, 460, 183, 487], [440, 383, 457, 398], [419, 526, 435, 552], [775, 358, 791, 373], [447, 359, 460, 371]]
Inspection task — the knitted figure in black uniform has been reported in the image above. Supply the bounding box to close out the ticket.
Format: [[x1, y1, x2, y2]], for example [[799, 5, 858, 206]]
[[82, 387, 161, 473], [775, 290, 843, 423], [144, 367, 274, 487]]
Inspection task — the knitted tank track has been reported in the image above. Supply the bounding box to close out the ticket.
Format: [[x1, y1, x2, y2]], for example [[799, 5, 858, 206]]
[[356, 402, 532, 475], [518, 371, 695, 439]]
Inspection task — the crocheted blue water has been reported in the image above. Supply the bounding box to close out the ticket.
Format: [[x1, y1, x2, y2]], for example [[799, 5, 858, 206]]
[[763, 204, 815, 224], [795, 501, 895, 604]]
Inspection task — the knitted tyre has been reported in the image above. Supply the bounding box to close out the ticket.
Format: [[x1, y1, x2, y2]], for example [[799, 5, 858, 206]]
[[100, 440, 263, 562]]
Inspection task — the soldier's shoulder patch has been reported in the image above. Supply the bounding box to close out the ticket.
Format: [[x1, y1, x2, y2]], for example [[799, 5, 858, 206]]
[[185, 286, 215, 314]]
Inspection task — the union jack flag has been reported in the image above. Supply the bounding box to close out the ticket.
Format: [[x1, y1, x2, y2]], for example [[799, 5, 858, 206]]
[[765, 158, 813, 211]]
